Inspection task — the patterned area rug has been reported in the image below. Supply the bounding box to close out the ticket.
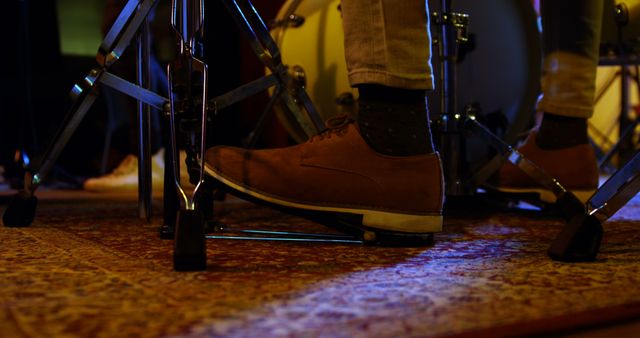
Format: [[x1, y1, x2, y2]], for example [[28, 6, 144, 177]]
[[1, 191, 640, 337]]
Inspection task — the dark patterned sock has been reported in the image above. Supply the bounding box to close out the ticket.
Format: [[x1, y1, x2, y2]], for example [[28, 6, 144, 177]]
[[535, 113, 588, 150], [356, 84, 434, 156]]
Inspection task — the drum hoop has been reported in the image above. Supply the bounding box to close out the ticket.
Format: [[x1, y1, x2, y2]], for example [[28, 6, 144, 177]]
[[272, 0, 305, 47]]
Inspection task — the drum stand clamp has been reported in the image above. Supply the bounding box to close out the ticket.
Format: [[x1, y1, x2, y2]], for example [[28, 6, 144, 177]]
[[431, 11, 469, 44]]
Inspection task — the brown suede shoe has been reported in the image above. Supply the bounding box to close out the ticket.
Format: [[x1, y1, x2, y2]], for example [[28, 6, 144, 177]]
[[204, 117, 444, 233], [493, 132, 598, 203]]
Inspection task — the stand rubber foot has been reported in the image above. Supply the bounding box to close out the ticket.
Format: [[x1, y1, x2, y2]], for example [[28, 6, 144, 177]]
[[2, 191, 38, 227], [548, 213, 603, 262], [173, 210, 207, 271], [554, 193, 586, 222]]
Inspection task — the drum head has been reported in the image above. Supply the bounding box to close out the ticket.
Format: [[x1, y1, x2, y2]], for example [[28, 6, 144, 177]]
[[272, 0, 541, 147]]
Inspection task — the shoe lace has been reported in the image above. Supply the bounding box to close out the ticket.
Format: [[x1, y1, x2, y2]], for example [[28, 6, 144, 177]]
[[309, 114, 352, 143]]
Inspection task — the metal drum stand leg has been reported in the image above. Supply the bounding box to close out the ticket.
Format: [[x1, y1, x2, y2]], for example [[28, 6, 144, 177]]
[[2, 0, 169, 227], [548, 150, 640, 261], [433, 0, 584, 227], [434, 0, 640, 262]]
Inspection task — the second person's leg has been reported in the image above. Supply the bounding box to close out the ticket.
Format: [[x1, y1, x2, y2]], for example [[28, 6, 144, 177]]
[[497, 0, 603, 203]]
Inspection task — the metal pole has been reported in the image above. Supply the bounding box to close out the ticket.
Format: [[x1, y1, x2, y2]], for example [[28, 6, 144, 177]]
[[437, 0, 465, 195], [136, 14, 152, 221]]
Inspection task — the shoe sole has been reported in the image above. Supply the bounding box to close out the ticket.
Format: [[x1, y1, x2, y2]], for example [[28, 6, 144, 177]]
[[493, 186, 595, 204], [205, 165, 442, 234]]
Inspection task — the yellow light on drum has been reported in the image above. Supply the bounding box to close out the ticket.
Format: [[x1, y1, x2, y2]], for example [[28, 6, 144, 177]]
[[269, 0, 357, 142]]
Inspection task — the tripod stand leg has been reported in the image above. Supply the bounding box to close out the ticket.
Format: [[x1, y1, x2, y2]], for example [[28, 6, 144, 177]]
[[244, 85, 283, 148], [2, 0, 168, 228], [464, 118, 585, 221], [598, 118, 639, 169], [548, 213, 603, 262], [98, 0, 159, 67], [2, 69, 101, 227], [549, 150, 640, 261], [461, 109, 639, 262], [219, 0, 325, 137]]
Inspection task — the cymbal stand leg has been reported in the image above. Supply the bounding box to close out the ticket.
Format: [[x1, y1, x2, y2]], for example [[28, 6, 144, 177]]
[[464, 116, 586, 220], [244, 85, 283, 149]]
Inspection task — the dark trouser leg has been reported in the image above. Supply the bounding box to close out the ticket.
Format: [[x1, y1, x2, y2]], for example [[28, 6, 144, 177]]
[[537, 0, 603, 150]]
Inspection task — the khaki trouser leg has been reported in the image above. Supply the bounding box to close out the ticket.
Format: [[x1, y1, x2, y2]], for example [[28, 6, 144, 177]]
[[538, 0, 604, 118], [341, 0, 433, 90]]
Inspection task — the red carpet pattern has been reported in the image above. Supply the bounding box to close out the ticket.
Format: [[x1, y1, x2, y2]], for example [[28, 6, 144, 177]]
[[1, 192, 640, 337]]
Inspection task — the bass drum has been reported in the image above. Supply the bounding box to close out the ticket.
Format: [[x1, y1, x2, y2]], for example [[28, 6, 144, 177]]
[[272, 0, 541, 147], [270, 0, 357, 142]]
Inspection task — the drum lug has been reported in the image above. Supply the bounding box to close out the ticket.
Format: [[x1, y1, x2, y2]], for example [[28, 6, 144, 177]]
[[288, 65, 307, 88], [270, 14, 305, 29], [336, 92, 355, 106]]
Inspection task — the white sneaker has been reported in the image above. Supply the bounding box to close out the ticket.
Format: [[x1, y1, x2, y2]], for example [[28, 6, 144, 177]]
[[156, 148, 194, 188], [84, 154, 155, 192], [83, 149, 192, 192]]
